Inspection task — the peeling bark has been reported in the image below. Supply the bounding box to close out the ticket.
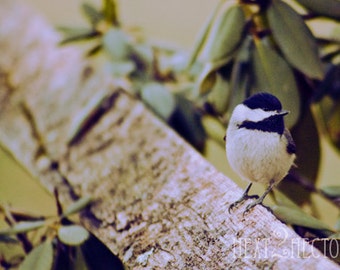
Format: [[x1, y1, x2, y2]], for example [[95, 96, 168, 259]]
[[0, 1, 339, 269]]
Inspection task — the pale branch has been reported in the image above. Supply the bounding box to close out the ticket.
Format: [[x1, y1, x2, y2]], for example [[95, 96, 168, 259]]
[[0, 1, 338, 269]]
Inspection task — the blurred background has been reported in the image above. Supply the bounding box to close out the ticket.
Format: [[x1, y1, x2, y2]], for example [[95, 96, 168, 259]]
[[0, 0, 339, 225], [1, 0, 220, 217]]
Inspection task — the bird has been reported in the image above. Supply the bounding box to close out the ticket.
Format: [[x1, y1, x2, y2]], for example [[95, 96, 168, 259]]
[[225, 92, 296, 214]]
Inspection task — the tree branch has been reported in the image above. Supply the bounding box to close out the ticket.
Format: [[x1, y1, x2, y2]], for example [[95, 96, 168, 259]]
[[0, 1, 338, 269]]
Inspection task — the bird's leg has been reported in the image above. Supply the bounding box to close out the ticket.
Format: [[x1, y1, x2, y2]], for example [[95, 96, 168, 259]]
[[243, 180, 275, 215], [228, 183, 259, 213]]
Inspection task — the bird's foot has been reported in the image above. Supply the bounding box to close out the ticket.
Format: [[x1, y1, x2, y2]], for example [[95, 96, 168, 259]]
[[228, 194, 259, 214], [242, 198, 273, 216], [242, 199, 262, 216]]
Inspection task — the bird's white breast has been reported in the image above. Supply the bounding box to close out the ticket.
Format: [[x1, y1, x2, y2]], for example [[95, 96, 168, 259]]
[[226, 127, 294, 185]]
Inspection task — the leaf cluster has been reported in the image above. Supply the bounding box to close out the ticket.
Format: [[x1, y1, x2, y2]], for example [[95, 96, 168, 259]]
[[187, 0, 340, 260], [59, 0, 207, 150], [271, 188, 340, 263], [0, 193, 124, 270]]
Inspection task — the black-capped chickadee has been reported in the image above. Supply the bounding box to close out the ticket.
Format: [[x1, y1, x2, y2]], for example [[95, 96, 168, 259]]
[[226, 92, 296, 214]]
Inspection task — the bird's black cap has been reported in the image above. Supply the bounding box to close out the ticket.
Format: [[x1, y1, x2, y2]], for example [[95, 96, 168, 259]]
[[243, 92, 282, 112]]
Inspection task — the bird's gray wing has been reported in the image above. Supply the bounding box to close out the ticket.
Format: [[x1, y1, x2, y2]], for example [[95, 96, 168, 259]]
[[284, 128, 296, 154]]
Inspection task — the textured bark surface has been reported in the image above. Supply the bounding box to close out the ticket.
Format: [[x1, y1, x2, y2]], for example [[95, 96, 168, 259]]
[[0, 1, 339, 269]]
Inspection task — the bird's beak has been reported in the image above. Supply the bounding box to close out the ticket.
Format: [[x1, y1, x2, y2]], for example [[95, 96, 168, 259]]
[[278, 110, 289, 116]]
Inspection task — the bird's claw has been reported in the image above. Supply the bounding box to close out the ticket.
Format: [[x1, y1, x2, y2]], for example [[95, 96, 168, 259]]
[[242, 199, 273, 216], [228, 201, 240, 214], [228, 194, 259, 214], [242, 201, 258, 216]]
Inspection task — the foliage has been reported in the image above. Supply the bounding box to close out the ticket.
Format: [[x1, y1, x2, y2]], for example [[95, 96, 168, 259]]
[[189, 0, 340, 259], [0, 191, 124, 269], [55, 0, 339, 264], [58, 0, 207, 151]]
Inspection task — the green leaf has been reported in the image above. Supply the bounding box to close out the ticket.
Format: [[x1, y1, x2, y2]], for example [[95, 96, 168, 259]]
[[327, 102, 340, 151], [58, 225, 89, 246], [292, 100, 321, 182], [62, 196, 92, 217], [58, 27, 98, 45], [292, 106, 320, 180], [0, 234, 18, 243], [228, 35, 253, 116], [314, 64, 340, 102], [234, 34, 253, 64], [318, 90, 340, 152], [335, 215, 340, 231], [131, 44, 153, 73], [19, 240, 53, 270], [74, 246, 89, 270], [141, 83, 176, 121], [320, 186, 340, 198], [86, 44, 102, 57], [102, 28, 131, 61], [228, 74, 249, 120], [102, 0, 119, 25], [272, 189, 302, 211], [169, 95, 206, 151], [267, 0, 324, 79], [161, 52, 189, 74], [279, 105, 320, 205], [272, 205, 332, 231], [329, 232, 340, 239], [186, 0, 228, 69], [295, 0, 340, 20], [198, 66, 217, 96], [201, 115, 226, 146], [252, 39, 300, 128], [202, 4, 246, 62], [207, 75, 230, 114], [105, 60, 136, 76], [81, 3, 103, 25], [0, 221, 45, 235], [198, 56, 233, 95]]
